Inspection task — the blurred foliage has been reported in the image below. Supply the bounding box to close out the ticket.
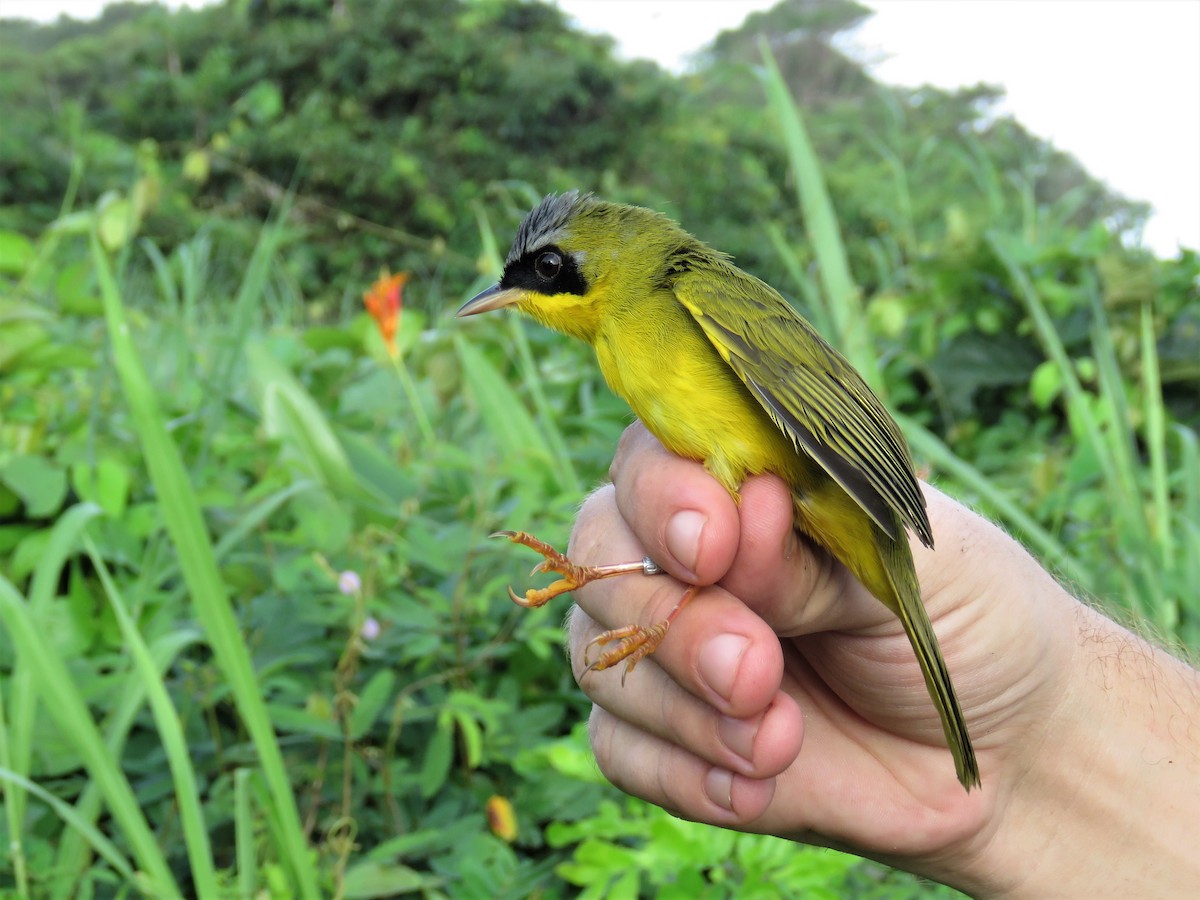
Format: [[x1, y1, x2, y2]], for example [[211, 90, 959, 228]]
[[0, 0, 1197, 895], [0, 0, 1154, 298]]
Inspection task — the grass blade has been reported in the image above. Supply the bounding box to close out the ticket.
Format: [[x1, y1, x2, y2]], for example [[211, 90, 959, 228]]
[[1173, 424, 1200, 638], [1087, 281, 1142, 533], [52, 627, 200, 898], [758, 40, 878, 390], [988, 236, 1134, 513], [215, 202, 290, 398], [1141, 301, 1172, 563], [454, 332, 564, 492], [506, 314, 582, 494], [988, 234, 1176, 622], [248, 343, 364, 501], [0, 768, 137, 885], [764, 222, 833, 337], [0, 688, 28, 897], [900, 416, 1089, 587], [0, 576, 180, 897], [236, 768, 258, 899], [90, 231, 319, 897], [85, 535, 219, 898], [6, 502, 104, 860], [161, 480, 317, 603]]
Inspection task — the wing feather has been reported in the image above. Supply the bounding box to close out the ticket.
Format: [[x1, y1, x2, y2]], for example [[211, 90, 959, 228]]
[[674, 267, 933, 548]]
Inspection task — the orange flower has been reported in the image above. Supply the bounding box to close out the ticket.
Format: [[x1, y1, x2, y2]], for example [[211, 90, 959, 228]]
[[485, 794, 518, 843], [363, 269, 408, 358]]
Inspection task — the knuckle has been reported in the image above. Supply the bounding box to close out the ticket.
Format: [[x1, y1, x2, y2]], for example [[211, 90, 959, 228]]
[[569, 485, 618, 556], [610, 421, 652, 484], [586, 707, 622, 785], [565, 605, 598, 673]]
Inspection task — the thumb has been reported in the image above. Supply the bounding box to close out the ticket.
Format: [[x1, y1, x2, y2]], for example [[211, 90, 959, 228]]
[[721, 474, 899, 637]]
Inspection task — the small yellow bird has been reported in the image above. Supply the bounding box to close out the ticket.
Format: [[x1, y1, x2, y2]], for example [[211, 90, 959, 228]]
[[458, 192, 980, 790]]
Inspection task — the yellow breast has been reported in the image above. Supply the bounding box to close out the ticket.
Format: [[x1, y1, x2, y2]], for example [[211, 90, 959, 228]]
[[592, 293, 799, 495]]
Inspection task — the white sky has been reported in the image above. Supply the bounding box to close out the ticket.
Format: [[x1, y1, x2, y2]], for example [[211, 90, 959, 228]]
[[8, 0, 1198, 256], [555, 0, 1199, 257]]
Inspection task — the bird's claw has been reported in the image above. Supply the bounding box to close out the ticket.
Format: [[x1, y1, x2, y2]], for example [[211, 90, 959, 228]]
[[582, 621, 671, 685], [492, 530, 592, 608], [491, 529, 656, 609]]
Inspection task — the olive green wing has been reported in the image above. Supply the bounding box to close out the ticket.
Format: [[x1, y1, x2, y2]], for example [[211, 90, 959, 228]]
[[674, 267, 933, 548]]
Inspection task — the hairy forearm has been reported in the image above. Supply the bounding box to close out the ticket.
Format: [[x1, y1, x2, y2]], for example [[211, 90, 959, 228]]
[[981, 601, 1200, 897]]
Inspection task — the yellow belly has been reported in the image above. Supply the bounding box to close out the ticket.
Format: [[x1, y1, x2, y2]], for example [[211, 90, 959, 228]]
[[593, 301, 804, 497]]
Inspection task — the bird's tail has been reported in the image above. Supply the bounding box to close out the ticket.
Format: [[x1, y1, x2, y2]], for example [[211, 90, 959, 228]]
[[877, 532, 981, 790]]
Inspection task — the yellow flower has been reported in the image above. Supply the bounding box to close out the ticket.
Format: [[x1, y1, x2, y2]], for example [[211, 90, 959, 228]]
[[363, 269, 408, 358], [485, 794, 517, 843]]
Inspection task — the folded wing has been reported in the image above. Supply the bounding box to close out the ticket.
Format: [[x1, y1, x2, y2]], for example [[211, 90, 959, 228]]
[[674, 269, 932, 548]]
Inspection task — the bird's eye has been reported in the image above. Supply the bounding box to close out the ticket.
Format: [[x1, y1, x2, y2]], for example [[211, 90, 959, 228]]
[[534, 250, 562, 281]]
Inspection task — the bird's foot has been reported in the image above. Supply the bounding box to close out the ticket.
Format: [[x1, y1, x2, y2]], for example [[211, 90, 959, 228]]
[[583, 621, 671, 684], [581, 585, 698, 684], [490, 530, 659, 608]]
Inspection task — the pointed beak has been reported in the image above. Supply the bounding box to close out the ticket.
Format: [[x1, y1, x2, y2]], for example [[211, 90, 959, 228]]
[[457, 283, 523, 317]]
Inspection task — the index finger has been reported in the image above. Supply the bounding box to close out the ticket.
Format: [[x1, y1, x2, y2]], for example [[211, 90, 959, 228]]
[[609, 422, 741, 586]]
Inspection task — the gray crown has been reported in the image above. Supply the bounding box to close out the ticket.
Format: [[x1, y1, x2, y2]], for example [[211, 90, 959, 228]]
[[506, 191, 593, 265]]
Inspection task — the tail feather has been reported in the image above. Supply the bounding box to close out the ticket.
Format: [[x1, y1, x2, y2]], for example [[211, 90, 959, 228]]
[[880, 531, 981, 790], [792, 492, 980, 790]]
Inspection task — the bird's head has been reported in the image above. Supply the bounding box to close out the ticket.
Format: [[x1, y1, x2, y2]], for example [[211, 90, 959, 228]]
[[457, 191, 683, 343]]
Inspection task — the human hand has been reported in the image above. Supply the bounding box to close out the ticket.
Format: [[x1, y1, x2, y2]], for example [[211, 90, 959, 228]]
[[564, 423, 1095, 892]]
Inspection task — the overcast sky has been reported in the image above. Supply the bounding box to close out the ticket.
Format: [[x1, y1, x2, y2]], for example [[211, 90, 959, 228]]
[[555, 0, 1199, 257], [9, 0, 1199, 256]]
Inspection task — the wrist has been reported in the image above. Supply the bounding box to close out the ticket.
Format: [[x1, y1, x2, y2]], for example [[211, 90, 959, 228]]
[[972, 602, 1200, 897]]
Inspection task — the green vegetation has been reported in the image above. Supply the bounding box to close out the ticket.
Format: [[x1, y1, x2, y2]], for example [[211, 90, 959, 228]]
[[1, 0, 1196, 895]]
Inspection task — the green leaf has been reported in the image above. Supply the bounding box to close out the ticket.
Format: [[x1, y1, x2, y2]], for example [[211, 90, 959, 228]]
[[249, 343, 363, 501], [338, 429, 419, 505], [54, 260, 103, 316], [349, 669, 396, 740], [71, 459, 131, 518], [420, 718, 454, 799], [1030, 359, 1063, 410], [96, 191, 138, 251], [452, 709, 484, 770], [288, 487, 354, 551], [454, 333, 557, 489], [0, 455, 68, 518], [343, 860, 444, 898], [302, 324, 360, 353], [0, 333, 42, 375], [268, 705, 343, 740], [0, 230, 35, 276], [182, 148, 210, 183]]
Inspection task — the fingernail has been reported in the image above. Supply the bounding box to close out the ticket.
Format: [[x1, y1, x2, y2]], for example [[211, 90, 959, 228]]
[[666, 510, 706, 576], [704, 767, 735, 812], [697, 633, 749, 701], [718, 714, 759, 763]]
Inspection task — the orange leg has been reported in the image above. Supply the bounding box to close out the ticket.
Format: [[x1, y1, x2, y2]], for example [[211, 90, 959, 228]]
[[492, 530, 691, 681], [583, 586, 698, 684], [492, 530, 662, 607]]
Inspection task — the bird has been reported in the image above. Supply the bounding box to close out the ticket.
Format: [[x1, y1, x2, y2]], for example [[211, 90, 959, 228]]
[[457, 191, 980, 790]]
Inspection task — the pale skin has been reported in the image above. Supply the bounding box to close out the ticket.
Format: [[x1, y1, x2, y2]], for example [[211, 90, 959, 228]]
[[564, 422, 1200, 897]]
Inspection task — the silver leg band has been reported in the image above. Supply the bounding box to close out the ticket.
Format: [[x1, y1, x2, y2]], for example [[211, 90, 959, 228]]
[[642, 557, 664, 576]]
